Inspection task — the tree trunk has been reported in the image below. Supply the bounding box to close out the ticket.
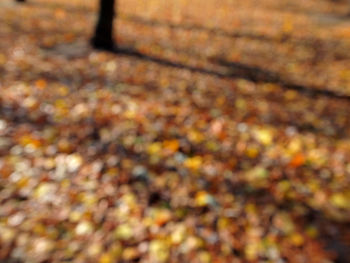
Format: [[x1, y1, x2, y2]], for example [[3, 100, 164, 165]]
[[91, 0, 116, 50], [15, 0, 116, 50]]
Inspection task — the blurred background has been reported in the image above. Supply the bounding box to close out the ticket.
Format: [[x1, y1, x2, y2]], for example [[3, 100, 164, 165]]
[[0, 0, 350, 262]]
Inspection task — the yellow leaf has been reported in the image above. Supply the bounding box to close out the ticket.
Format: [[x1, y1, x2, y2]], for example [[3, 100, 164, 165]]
[[245, 243, 259, 261], [75, 221, 94, 236], [283, 18, 294, 33], [55, 99, 67, 109], [19, 135, 41, 148], [149, 239, 170, 262], [188, 129, 204, 143], [148, 142, 162, 155], [99, 253, 113, 263], [171, 225, 187, 245], [0, 53, 6, 66], [217, 217, 230, 230], [289, 233, 304, 246], [69, 211, 82, 222], [114, 224, 133, 240], [330, 193, 348, 209], [287, 138, 302, 155], [254, 128, 273, 146], [124, 110, 136, 119], [195, 191, 214, 207], [199, 251, 211, 263], [184, 156, 203, 170], [246, 147, 259, 158], [88, 243, 103, 257], [235, 98, 247, 110], [57, 85, 69, 96], [122, 248, 139, 261], [34, 183, 54, 199]]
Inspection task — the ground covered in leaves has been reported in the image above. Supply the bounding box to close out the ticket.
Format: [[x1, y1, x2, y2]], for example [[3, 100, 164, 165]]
[[1, 0, 350, 262]]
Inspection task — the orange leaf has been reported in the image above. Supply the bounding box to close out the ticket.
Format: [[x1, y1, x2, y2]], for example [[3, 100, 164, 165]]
[[289, 153, 305, 168], [35, 79, 47, 90]]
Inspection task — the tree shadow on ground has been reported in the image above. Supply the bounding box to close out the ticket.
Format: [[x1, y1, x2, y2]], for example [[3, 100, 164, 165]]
[[13, 0, 93, 14], [112, 46, 350, 102], [123, 14, 350, 57], [2, 38, 350, 139], [112, 46, 350, 138]]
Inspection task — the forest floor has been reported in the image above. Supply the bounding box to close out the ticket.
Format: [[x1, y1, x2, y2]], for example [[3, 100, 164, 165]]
[[1, 0, 350, 262]]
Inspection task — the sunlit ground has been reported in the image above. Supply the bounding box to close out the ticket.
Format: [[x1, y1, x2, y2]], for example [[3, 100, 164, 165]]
[[0, 0, 350, 262]]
